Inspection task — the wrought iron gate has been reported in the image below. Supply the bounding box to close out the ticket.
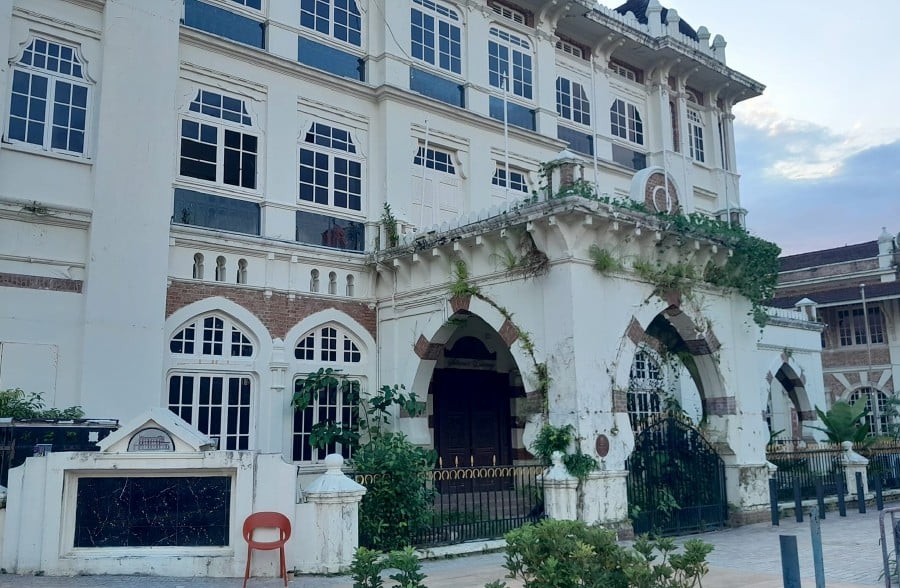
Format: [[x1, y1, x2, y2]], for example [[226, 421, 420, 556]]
[[626, 414, 727, 535]]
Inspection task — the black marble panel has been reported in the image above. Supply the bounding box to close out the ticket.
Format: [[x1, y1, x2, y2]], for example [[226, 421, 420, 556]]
[[74, 476, 231, 547]]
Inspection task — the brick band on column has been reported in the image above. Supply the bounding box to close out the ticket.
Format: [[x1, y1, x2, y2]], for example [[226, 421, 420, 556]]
[[0, 272, 82, 293], [703, 396, 737, 415], [414, 334, 444, 360], [450, 294, 471, 312], [498, 318, 519, 346], [612, 389, 629, 413]]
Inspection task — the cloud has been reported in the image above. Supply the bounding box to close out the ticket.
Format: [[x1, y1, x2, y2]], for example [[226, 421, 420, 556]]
[[734, 101, 897, 181], [734, 120, 900, 255]]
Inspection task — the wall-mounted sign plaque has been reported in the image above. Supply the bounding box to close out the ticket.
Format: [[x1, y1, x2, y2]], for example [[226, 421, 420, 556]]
[[127, 428, 175, 452]]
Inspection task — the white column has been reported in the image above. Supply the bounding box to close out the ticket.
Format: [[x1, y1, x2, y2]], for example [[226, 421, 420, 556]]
[[543, 452, 577, 520], [299, 454, 367, 573], [79, 0, 181, 419]]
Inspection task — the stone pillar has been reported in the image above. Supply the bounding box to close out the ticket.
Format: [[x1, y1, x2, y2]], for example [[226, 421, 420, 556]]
[[302, 454, 367, 573], [579, 469, 629, 527], [543, 452, 577, 521], [547, 150, 584, 198], [841, 441, 869, 496]]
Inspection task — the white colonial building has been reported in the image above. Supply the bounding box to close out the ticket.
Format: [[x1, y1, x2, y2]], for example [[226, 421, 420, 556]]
[[0, 0, 826, 576]]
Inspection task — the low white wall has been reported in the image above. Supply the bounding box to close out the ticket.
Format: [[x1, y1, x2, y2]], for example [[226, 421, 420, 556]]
[[0, 450, 354, 577]]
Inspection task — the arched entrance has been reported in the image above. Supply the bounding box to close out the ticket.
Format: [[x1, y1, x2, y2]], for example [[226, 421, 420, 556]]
[[428, 313, 522, 486], [624, 308, 728, 535]]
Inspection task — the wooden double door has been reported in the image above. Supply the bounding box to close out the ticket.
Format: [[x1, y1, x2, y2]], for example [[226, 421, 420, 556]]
[[433, 369, 511, 484]]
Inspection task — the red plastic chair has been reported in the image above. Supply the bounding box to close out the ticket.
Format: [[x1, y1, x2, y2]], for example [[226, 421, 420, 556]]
[[242, 511, 292, 588]]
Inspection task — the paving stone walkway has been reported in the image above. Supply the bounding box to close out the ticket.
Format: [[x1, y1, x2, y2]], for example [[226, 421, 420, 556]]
[[0, 504, 893, 587]]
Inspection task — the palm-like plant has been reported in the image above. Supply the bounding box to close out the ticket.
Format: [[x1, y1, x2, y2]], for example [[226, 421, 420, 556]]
[[811, 397, 871, 445]]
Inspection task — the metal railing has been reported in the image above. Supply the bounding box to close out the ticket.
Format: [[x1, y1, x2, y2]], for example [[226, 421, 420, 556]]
[[355, 463, 545, 549], [858, 441, 900, 491], [767, 442, 844, 501]]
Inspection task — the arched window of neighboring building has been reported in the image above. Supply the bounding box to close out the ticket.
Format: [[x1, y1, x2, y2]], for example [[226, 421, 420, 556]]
[[168, 313, 255, 450], [627, 349, 664, 429], [216, 256, 226, 282], [310, 268, 320, 292], [236, 258, 248, 284], [292, 324, 365, 462], [193, 253, 204, 280], [849, 387, 890, 436]]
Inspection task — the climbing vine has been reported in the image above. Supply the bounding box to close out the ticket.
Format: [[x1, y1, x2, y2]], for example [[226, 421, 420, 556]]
[[381, 203, 399, 249], [585, 196, 780, 328], [531, 423, 598, 481], [450, 259, 550, 415]]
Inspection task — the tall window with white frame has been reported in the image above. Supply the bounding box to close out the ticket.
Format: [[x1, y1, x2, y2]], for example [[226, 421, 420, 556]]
[[179, 89, 258, 190], [837, 306, 885, 347], [687, 109, 705, 163], [610, 98, 643, 145], [300, 0, 362, 46], [299, 122, 363, 213], [492, 165, 529, 195], [411, 144, 461, 226], [292, 325, 364, 462], [410, 0, 462, 75], [627, 349, 664, 430], [849, 387, 889, 436], [488, 27, 532, 99], [168, 314, 255, 450], [6, 37, 90, 156], [556, 77, 591, 126]]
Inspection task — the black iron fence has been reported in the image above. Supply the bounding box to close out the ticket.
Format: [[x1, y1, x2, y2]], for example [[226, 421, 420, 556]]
[[355, 463, 544, 549], [858, 440, 900, 491], [766, 442, 844, 502], [0, 419, 119, 486]]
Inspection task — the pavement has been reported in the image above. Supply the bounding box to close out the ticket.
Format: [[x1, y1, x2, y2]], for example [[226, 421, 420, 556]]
[[0, 505, 894, 587]]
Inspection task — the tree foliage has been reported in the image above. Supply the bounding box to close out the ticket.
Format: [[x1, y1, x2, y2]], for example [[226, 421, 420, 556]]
[[0, 389, 84, 420], [811, 397, 871, 444]]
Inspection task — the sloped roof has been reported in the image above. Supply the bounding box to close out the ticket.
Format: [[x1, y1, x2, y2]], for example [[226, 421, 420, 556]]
[[779, 241, 879, 272], [614, 0, 699, 41], [770, 280, 900, 308]]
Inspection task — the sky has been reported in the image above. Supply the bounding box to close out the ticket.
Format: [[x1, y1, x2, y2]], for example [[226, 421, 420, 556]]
[[628, 0, 900, 255]]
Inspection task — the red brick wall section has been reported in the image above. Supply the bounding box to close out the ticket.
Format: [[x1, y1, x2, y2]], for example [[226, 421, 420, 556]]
[[644, 173, 679, 213], [0, 272, 82, 293], [822, 347, 891, 369], [166, 281, 376, 340], [498, 319, 519, 347], [703, 396, 736, 416], [450, 294, 471, 312]]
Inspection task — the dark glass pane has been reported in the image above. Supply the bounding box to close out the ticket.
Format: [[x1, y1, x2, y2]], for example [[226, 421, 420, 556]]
[[298, 36, 365, 82], [409, 67, 465, 108], [184, 0, 266, 49], [296, 210, 365, 252], [26, 121, 44, 145], [173, 188, 261, 235], [557, 125, 593, 156], [11, 70, 29, 93]]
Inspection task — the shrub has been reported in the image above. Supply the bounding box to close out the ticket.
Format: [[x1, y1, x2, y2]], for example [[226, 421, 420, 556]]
[[502, 519, 713, 588], [0, 389, 84, 419], [353, 431, 436, 550]]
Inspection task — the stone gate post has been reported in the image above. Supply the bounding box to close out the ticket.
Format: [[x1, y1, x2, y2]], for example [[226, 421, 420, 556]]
[[301, 454, 367, 573], [543, 451, 577, 520]]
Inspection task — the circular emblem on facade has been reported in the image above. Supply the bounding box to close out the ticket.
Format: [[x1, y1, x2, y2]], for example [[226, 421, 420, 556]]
[[595, 434, 610, 458]]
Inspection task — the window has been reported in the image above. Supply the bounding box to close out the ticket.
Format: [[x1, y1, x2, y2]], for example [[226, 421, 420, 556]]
[[292, 377, 359, 461], [294, 326, 361, 363], [193, 253, 205, 279], [6, 37, 89, 155], [300, 0, 362, 46], [849, 388, 889, 436], [299, 122, 363, 212], [610, 98, 643, 145], [183, 0, 266, 49], [556, 77, 590, 126], [169, 374, 251, 450], [310, 269, 320, 292], [627, 350, 664, 429], [328, 271, 337, 294], [346, 275, 355, 296], [170, 315, 254, 358], [414, 146, 456, 174], [167, 313, 256, 451], [609, 60, 641, 83], [687, 109, 705, 163], [215, 256, 227, 281], [236, 258, 248, 284], [296, 210, 366, 252], [410, 0, 461, 75], [488, 28, 532, 100], [555, 39, 583, 59], [490, 2, 526, 25], [492, 166, 528, 193], [292, 324, 366, 462], [837, 307, 885, 346], [179, 90, 258, 190]]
